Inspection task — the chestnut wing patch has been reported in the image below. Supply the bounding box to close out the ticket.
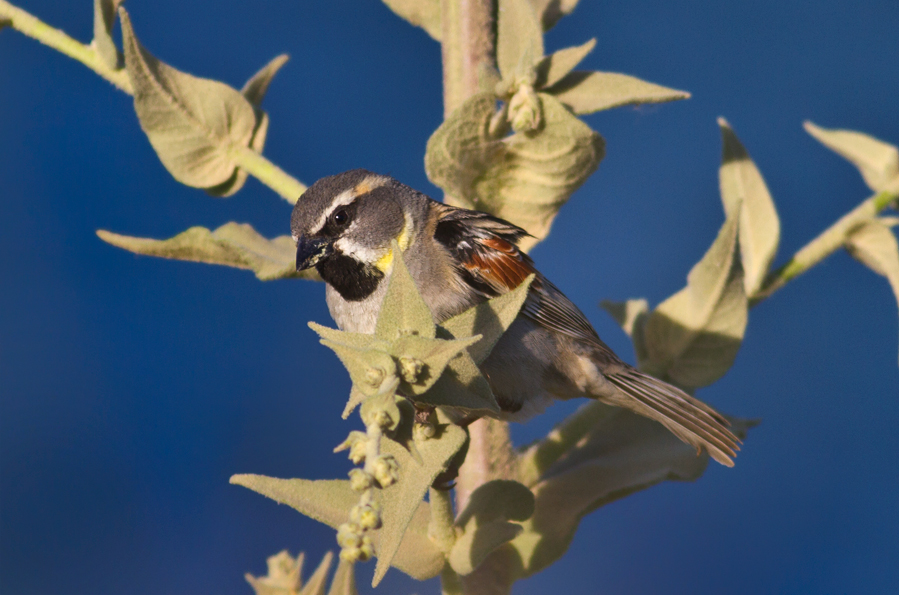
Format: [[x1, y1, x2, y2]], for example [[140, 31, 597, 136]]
[[434, 205, 610, 351]]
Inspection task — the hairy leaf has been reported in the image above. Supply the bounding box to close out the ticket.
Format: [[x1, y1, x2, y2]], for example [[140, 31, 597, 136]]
[[242, 54, 289, 107], [96, 223, 317, 281], [528, 0, 579, 31], [426, 92, 603, 250], [440, 274, 535, 363], [229, 475, 445, 581], [547, 71, 690, 115], [509, 404, 751, 577], [380, 0, 442, 40], [375, 245, 437, 340], [718, 118, 780, 297], [599, 298, 650, 367], [449, 480, 535, 575], [845, 219, 899, 366], [534, 38, 595, 90], [420, 348, 500, 413], [298, 552, 333, 595], [325, 560, 357, 595], [120, 9, 257, 189], [206, 54, 288, 197], [804, 122, 899, 193], [245, 550, 304, 595], [643, 209, 748, 389], [497, 0, 544, 80], [92, 0, 123, 70], [373, 413, 468, 586]]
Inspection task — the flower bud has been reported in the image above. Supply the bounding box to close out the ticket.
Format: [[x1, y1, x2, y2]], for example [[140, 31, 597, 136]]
[[398, 356, 424, 384], [348, 468, 374, 492], [359, 535, 375, 561], [350, 502, 382, 530], [372, 455, 400, 488], [336, 522, 363, 549], [508, 83, 542, 133]]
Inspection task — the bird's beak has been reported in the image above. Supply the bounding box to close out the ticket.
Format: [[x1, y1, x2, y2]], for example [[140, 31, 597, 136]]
[[295, 236, 333, 271]]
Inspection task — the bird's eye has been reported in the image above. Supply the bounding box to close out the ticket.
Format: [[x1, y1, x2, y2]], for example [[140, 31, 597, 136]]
[[333, 209, 349, 226]]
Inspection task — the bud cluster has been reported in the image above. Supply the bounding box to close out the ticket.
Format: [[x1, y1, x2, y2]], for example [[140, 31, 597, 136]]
[[333, 392, 402, 563]]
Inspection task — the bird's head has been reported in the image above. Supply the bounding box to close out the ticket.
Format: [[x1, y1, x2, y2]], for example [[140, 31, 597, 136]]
[[290, 169, 421, 299]]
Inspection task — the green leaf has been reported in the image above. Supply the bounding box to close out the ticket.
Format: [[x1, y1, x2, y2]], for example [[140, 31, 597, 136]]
[[120, 8, 258, 189], [440, 275, 535, 364], [317, 338, 399, 398], [372, 413, 467, 586], [845, 219, 899, 366], [206, 54, 288, 197], [325, 560, 357, 595], [229, 475, 445, 581], [497, 0, 544, 80], [391, 334, 482, 396], [242, 54, 289, 107], [425, 92, 604, 250], [718, 118, 780, 297], [805, 121, 899, 193], [509, 404, 752, 577], [380, 0, 442, 40], [298, 552, 333, 595], [643, 208, 748, 389], [599, 298, 650, 367], [547, 70, 690, 115], [96, 223, 318, 281], [528, 0, 579, 31], [375, 244, 437, 340], [534, 38, 595, 90], [449, 480, 535, 575], [92, 0, 124, 70], [245, 550, 304, 595]]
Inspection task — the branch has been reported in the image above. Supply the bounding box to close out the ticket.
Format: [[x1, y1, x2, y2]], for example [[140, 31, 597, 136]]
[[751, 189, 898, 305], [0, 0, 306, 203]]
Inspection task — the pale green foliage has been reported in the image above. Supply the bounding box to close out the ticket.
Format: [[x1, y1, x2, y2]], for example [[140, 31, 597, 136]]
[[246, 551, 358, 595], [121, 10, 257, 189], [718, 118, 780, 297], [426, 92, 604, 250], [805, 121, 899, 193], [845, 218, 899, 364], [599, 298, 650, 367], [96, 223, 318, 281], [424, 0, 687, 249], [548, 71, 689, 115], [448, 480, 535, 575], [92, 0, 123, 70], [643, 207, 748, 389], [380, 0, 442, 40]]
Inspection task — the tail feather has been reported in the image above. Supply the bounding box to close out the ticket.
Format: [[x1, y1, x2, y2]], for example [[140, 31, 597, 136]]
[[606, 370, 741, 467]]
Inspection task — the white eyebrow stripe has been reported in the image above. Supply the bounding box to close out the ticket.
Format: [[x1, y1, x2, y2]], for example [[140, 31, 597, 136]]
[[308, 175, 391, 235]]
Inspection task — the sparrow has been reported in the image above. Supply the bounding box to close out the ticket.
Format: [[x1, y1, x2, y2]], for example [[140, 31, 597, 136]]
[[291, 169, 740, 466]]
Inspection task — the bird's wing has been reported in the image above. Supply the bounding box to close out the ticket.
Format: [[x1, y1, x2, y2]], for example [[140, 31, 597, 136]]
[[433, 205, 611, 350]]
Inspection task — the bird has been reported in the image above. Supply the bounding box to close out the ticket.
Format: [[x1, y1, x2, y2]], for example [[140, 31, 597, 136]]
[[291, 169, 740, 466]]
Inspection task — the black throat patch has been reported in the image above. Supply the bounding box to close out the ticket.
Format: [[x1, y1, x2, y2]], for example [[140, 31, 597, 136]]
[[316, 252, 383, 301]]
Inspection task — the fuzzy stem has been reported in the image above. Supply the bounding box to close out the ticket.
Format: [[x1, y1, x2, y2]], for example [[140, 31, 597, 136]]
[[428, 487, 457, 554], [440, 0, 495, 119], [750, 189, 898, 306], [0, 0, 132, 93], [0, 0, 306, 204]]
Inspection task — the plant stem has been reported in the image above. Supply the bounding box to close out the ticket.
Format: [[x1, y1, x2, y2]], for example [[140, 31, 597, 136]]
[[428, 487, 457, 553], [230, 145, 306, 203], [0, 0, 131, 93], [440, 0, 495, 119], [750, 189, 898, 306], [0, 0, 306, 204]]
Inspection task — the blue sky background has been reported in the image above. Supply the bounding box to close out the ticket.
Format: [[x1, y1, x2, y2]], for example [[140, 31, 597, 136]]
[[2, 1, 898, 594]]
